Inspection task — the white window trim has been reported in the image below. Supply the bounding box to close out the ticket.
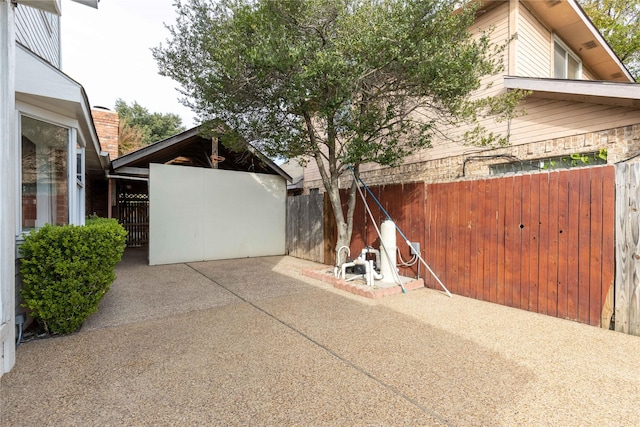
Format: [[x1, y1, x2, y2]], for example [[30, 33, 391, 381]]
[[553, 36, 582, 80], [16, 105, 83, 237]]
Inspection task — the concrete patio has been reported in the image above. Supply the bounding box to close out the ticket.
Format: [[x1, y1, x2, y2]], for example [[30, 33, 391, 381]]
[[1, 248, 639, 426]]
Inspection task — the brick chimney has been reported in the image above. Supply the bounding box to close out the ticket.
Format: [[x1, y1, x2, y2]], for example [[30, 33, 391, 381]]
[[91, 107, 119, 160]]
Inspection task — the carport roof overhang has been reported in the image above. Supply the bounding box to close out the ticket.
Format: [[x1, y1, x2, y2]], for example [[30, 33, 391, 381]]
[[504, 76, 640, 108], [111, 126, 292, 182], [15, 43, 107, 176]]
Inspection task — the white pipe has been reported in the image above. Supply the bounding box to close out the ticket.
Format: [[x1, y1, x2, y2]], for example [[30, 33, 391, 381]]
[[335, 246, 351, 277], [352, 182, 405, 291], [360, 246, 381, 270], [379, 220, 398, 284]]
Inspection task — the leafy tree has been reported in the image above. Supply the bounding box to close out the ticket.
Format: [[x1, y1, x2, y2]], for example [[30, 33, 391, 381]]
[[117, 117, 148, 156], [153, 0, 521, 257], [581, 0, 640, 80], [114, 99, 185, 154]]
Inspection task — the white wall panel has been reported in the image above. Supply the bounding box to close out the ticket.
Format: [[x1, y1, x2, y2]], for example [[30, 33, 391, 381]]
[[149, 164, 286, 265]]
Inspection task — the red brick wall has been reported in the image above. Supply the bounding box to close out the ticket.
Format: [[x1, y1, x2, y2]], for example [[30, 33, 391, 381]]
[[92, 108, 119, 160]]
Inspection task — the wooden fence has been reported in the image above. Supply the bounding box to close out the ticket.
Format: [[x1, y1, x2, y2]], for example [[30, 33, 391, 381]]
[[614, 162, 640, 335], [289, 164, 640, 332], [422, 166, 615, 327], [286, 193, 325, 263]]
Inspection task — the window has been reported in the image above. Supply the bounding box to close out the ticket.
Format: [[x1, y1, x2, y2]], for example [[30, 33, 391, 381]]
[[490, 151, 607, 176], [21, 116, 69, 230], [554, 39, 581, 79]]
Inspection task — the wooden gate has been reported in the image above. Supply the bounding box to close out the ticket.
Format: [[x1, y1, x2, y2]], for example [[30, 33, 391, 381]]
[[286, 193, 324, 263], [117, 191, 149, 247]]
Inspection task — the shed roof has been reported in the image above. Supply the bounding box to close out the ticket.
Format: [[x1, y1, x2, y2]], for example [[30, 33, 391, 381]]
[[111, 126, 292, 182]]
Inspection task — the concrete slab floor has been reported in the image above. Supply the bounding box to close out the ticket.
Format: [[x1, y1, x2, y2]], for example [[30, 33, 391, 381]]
[[1, 249, 640, 426]]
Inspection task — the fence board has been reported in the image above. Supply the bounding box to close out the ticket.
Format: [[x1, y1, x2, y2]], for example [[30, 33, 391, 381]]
[[463, 181, 472, 297], [566, 172, 580, 321], [476, 180, 491, 300], [557, 170, 570, 319], [578, 169, 592, 324], [547, 172, 560, 317], [485, 179, 502, 302], [528, 173, 540, 312], [538, 173, 550, 315], [601, 166, 615, 328], [493, 178, 503, 305], [503, 175, 516, 307], [520, 174, 531, 311], [615, 162, 640, 335], [589, 167, 604, 326]]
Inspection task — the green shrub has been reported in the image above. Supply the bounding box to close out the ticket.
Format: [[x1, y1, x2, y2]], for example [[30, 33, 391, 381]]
[[19, 218, 127, 335]]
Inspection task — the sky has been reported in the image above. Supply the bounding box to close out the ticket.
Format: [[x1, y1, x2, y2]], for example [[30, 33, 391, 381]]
[[61, 0, 197, 127]]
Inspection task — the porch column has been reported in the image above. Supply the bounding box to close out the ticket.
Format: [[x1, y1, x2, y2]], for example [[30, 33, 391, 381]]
[[0, 0, 17, 376], [107, 177, 113, 218]]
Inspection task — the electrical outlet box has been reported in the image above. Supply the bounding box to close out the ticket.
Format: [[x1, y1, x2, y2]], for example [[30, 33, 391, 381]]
[[410, 242, 420, 255]]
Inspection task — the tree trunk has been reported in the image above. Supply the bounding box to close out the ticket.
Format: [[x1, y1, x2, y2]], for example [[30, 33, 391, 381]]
[[324, 166, 359, 266]]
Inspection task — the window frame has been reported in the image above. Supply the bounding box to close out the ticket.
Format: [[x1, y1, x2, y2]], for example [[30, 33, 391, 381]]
[[16, 104, 84, 237], [553, 36, 582, 80]]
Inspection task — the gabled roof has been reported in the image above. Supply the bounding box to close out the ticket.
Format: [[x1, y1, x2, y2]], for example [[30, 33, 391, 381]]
[[111, 126, 292, 182], [505, 76, 640, 107], [479, 0, 633, 82], [523, 0, 633, 82]]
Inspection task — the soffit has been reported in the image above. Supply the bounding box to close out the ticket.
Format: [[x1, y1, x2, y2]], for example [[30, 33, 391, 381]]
[[15, 44, 106, 174], [520, 0, 632, 82], [505, 76, 640, 108]]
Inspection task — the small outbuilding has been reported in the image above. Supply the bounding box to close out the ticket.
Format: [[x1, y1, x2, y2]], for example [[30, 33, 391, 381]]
[[109, 127, 291, 265]]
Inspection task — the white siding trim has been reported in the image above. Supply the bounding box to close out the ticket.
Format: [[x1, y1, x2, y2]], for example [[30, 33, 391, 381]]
[[0, 0, 16, 377]]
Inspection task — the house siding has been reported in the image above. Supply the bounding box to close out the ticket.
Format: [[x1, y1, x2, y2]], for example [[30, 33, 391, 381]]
[[471, 2, 509, 98], [15, 5, 60, 68], [517, 3, 551, 78]]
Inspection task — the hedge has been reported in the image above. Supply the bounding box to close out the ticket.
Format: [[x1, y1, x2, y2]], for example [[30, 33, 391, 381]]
[[19, 217, 127, 335]]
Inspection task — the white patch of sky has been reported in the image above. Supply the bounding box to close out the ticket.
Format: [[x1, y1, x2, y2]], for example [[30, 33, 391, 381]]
[[61, 0, 197, 127]]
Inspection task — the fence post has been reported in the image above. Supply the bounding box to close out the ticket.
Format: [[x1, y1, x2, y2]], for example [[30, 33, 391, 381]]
[[615, 162, 640, 335]]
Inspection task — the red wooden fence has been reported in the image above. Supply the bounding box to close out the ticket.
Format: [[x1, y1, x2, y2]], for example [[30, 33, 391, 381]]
[[342, 165, 615, 326]]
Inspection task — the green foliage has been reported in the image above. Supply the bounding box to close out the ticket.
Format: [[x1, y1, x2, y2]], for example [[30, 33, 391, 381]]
[[19, 218, 127, 335], [154, 0, 521, 168], [115, 99, 186, 148], [153, 0, 523, 248], [581, 0, 640, 80]]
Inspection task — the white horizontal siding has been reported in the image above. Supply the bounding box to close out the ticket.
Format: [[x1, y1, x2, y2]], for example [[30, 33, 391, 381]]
[[508, 98, 640, 144], [16, 5, 60, 67], [470, 2, 509, 98], [390, 99, 640, 167], [517, 4, 551, 78]]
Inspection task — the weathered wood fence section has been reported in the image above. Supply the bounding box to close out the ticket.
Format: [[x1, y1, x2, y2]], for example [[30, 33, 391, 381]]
[[286, 193, 324, 263], [423, 166, 615, 327], [614, 162, 640, 335]]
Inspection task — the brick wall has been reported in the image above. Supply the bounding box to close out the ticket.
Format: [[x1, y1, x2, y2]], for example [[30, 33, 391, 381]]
[[304, 124, 640, 190], [91, 108, 119, 160]]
